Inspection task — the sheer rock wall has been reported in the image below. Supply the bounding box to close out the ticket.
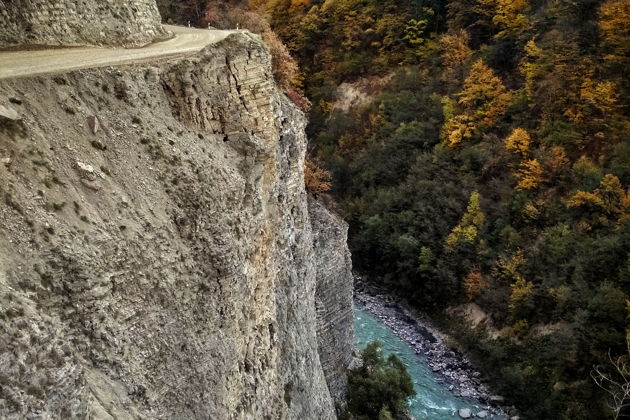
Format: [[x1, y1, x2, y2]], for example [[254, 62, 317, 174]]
[[0, 31, 352, 419], [310, 198, 355, 407]]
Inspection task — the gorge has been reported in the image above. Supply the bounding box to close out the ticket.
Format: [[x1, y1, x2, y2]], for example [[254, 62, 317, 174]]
[[2, 0, 629, 419]]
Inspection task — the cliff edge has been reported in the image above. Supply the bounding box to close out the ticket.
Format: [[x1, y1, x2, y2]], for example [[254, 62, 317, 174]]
[[0, 29, 353, 419]]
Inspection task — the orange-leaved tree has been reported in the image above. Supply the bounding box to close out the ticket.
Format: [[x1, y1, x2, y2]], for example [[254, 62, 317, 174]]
[[304, 158, 332, 196]]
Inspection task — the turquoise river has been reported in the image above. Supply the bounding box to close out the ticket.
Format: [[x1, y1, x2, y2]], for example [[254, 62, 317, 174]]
[[354, 306, 496, 419]]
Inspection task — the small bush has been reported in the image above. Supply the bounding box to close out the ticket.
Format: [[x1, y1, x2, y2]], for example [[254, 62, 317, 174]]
[[347, 341, 415, 419]]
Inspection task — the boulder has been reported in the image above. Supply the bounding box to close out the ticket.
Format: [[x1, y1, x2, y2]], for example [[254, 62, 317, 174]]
[[476, 410, 488, 418], [0, 105, 20, 121], [458, 408, 472, 419]]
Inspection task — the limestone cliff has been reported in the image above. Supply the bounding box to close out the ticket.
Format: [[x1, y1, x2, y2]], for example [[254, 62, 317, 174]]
[[310, 198, 355, 407], [0, 31, 353, 418], [0, 0, 168, 49]]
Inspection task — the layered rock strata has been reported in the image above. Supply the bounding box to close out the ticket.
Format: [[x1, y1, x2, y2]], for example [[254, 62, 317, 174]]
[[310, 198, 354, 407], [0, 32, 352, 419], [0, 0, 168, 49]]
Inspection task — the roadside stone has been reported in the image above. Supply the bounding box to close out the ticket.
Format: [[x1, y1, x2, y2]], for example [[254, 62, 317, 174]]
[[458, 408, 472, 418], [87, 115, 100, 134], [0, 104, 20, 120], [75, 161, 96, 180]]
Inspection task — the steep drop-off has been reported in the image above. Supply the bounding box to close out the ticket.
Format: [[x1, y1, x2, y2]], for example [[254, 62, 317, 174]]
[[0, 31, 353, 419]]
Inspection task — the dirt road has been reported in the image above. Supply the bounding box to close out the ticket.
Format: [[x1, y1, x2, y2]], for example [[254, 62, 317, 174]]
[[0, 25, 236, 80]]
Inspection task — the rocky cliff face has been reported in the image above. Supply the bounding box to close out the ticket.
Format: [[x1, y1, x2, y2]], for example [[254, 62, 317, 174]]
[[310, 198, 355, 407], [0, 31, 353, 419], [0, 0, 168, 49]]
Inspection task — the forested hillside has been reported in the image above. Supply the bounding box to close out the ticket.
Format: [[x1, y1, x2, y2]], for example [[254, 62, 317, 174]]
[[263, 0, 629, 417], [173, 0, 629, 418]]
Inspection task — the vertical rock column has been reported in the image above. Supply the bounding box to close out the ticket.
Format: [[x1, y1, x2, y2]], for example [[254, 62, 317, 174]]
[[310, 197, 355, 408]]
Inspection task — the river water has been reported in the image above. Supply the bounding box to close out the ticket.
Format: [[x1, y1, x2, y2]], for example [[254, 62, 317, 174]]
[[354, 306, 493, 419]]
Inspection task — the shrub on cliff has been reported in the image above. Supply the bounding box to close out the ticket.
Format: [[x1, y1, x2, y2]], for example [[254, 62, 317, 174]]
[[347, 341, 415, 419]]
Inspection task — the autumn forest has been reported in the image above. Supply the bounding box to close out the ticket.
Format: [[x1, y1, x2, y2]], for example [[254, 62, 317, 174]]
[[164, 0, 629, 418]]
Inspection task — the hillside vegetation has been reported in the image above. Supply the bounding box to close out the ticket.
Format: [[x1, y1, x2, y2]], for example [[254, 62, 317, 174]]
[[263, 0, 629, 418], [171, 0, 629, 418]]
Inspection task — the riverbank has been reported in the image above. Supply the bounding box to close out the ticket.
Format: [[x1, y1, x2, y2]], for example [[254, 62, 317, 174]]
[[354, 276, 517, 420]]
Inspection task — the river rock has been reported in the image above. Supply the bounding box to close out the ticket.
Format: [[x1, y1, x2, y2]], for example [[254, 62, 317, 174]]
[[458, 408, 472, 418], [490, 395, 505, 403], [476, 410, 488, 418]]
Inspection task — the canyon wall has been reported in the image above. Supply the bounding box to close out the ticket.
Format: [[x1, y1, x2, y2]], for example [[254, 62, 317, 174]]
[[0, 0, 168, 48], [310, 198, 355, 407], [0, 30, 353, 418]]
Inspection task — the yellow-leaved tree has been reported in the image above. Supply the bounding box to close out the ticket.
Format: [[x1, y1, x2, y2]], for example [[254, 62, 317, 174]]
[[492, 250, 534, 318], [439, 29, 473, 86], [516, 159, 544, 190], [445, 191, 486, 252], [568, 174, 630, 222], [442, 60, 512, 147], [489, 0, 531, 38], [519, 38, 544, 100], [599, 0, 630, 65], [504, 128, 531, 157]]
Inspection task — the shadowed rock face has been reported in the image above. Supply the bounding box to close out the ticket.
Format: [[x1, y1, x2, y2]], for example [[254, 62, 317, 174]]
[[0, 0, 168, 49], [0, 32, 352, 419], [310, 198, 355, 408]]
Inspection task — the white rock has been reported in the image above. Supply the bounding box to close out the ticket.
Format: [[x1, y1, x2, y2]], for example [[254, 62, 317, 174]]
[[76, 161, 99, 182], [76, 161, 94, 174], [458, 408, 472, 418], [0, 104, 20, 120], [87, 115, 100, 134], [476, 410, 488, 418]]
